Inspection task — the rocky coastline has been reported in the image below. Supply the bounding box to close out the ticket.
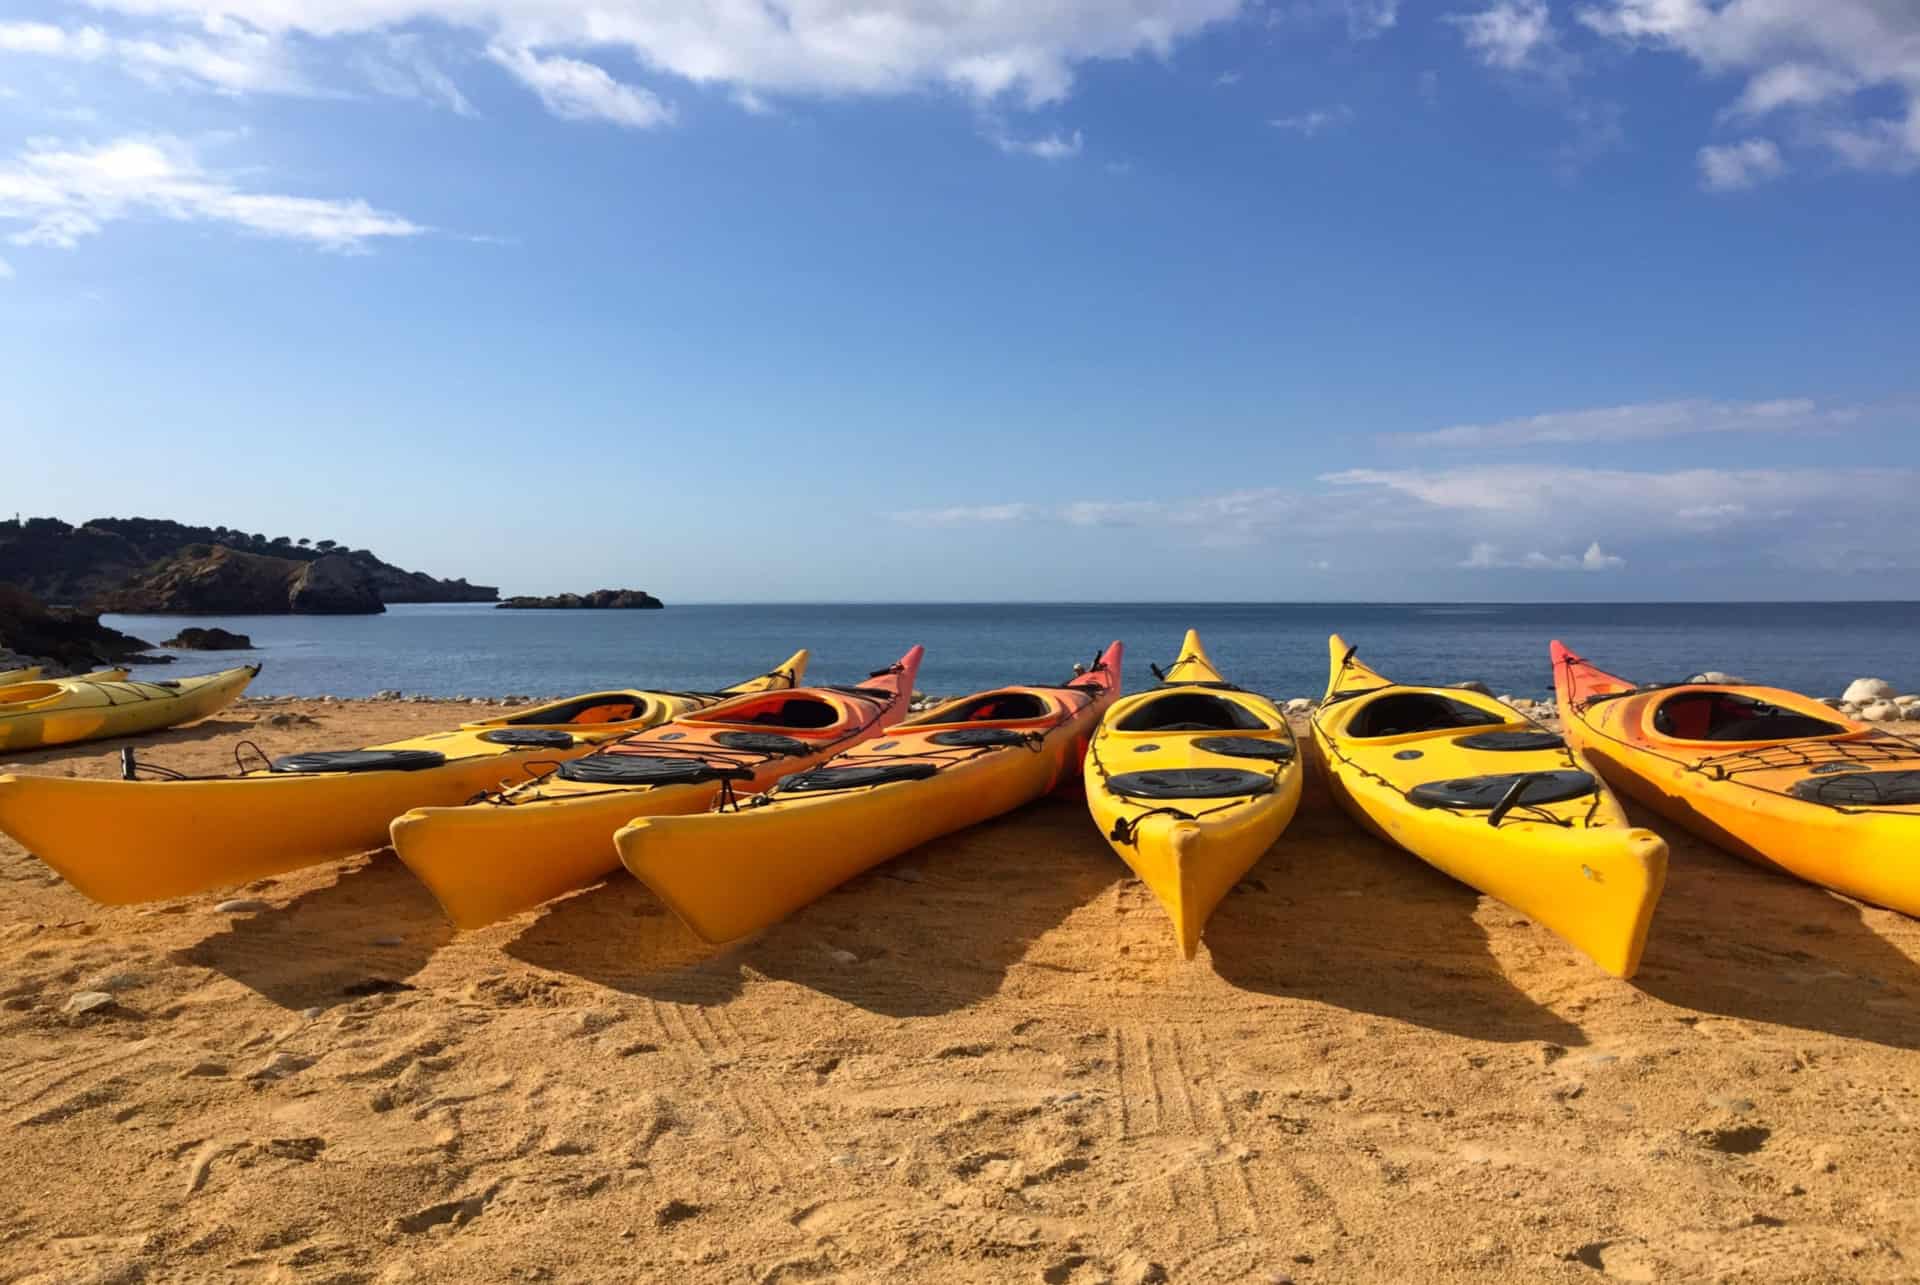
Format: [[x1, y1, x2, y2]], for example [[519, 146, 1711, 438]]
[[0, 516, 495, 615]]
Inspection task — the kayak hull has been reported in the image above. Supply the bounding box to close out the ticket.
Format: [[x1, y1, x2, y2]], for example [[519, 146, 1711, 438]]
[[0, 666, 258, 752], [0, 653, 808, 905], [1553, 641, 1920, 916], [1085, 630, 1303, 958], [1316, 635, 1667, 979], [618, 644, 1122, 943]]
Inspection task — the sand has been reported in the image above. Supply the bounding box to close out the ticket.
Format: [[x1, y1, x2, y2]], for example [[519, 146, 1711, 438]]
[[1, 699, 1917, 1284]]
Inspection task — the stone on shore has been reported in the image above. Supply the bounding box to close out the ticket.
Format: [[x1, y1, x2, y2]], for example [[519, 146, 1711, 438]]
[[1843, 678, 1896, 705], [1858, 700, 1900, 722]]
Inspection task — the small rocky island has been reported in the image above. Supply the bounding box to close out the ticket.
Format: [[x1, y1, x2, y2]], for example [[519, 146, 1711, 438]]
[[496, 589, 664, 610]]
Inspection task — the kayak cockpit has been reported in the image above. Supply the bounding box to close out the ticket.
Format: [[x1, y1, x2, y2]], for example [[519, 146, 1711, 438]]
[[0, 682, 64, 708], [1115, 690, 1270, 733], [690, 693, 847, 730], [492, 692, 655, 727], [1341, 691, 1504, 738], [1649, 690, 1849, 744]]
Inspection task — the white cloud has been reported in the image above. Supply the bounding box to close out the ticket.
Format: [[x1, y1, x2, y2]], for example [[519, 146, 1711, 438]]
[[891, 464, 1920, 578], [1448, 0, 1559, 73], [0, 17, 304, 94], [41, 0, 1244, 112], [988, 127, 1084, 160], [1272, 0, 1399, 41], [355, 34, 474, 115], [0, 134, 425, 253], [1698, 137, 1787, 190], [1578, 0, 1920, 174], [1270, 105, 1353, 135], [890, 503, 1043, 526], [1397, 395, 1849, 448], [1458, 540, 1625, 571], [487, 44, 672, 128], [1343, 0, 1399, 39]]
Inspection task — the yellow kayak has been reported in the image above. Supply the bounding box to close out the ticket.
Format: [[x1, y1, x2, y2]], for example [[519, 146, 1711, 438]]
[[1085, 630, 1302, 959], [0, 665, 258, 754], [1555, 641, 1920, 917], [0, 652, 806, 905], [0, 666, 129, 685], [617, 641, 1123, 943], [1312, 636, 1666, 978], [392, 646, 922, 931]]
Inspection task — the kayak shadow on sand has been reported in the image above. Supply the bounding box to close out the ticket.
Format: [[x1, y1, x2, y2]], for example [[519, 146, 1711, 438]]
[[1624, 807, 1920, 1052], [505, 797, 1125, 1018], [1204, 748, 1591, 1047], [180, 852, 453, 1009]]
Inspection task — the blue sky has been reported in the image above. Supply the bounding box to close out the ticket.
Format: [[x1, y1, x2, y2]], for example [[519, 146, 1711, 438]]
[[1, 0, 1916, 602]]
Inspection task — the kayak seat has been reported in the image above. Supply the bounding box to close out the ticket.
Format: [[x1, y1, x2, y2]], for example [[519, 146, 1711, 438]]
[[1408, 771, 1596, 810], [1116, 692, 1267, 733], [716, 695, 841, 729], [503, 695, 644, 726], [1788, 770, 1920, 807], [939, 692, 1051, 722], [271, 749, 448, 774], [1192, 735, 1297, 761], [558, 755, 748, 786], [1454, 731, 1566, 752], [1653, 692, 1845, 742], [778, 763, 941, 793], [1106, 768, 1275, 800], [478, 728, 576, 749], [1346, 694, 1503, 738]]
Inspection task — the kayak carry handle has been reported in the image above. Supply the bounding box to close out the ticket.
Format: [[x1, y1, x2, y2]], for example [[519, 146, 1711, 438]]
[[1487, 774, 1535, 827]]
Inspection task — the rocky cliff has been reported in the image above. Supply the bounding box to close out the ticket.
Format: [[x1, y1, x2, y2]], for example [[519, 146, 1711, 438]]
[[94, 546, 386, 615], [0, 516, 496, 608]]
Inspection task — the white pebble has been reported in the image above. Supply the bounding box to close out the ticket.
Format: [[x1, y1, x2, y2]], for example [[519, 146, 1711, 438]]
[[214, 898, 270, 913]]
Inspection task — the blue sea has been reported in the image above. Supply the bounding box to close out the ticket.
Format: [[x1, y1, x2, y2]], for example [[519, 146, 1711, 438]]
[[98, 602, 1920, 702]]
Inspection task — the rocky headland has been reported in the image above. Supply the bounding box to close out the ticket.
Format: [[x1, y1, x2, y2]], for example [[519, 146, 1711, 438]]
[[0, 516, 495, 613], [95, 546, 385, 616], [496, 589, 663, 609]]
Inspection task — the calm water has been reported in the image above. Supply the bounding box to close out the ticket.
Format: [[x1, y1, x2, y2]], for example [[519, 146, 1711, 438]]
[[99, 603, 1920, 702]]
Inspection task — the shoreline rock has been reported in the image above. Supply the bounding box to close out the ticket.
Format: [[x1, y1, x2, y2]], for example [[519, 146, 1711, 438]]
[[162, 626, 253, 650], [496, 589, 663, 610], [0, 582, 156, 674]]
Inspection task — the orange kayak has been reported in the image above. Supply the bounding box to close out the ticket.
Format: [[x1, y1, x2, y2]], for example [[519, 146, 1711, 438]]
[[392, 647, 925, 928], [1553, 641, 1920, 916]]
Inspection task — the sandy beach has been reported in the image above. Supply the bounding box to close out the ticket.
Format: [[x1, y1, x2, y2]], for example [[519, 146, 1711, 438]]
[[2, 699, 1916, 1284]]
